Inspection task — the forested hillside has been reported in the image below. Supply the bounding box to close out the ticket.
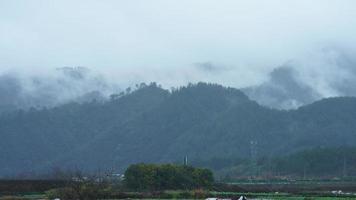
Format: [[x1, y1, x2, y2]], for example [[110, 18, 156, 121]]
[[1, 82, 356, 178]]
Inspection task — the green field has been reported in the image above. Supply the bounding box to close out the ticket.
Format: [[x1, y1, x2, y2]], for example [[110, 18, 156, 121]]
[[1, 192, 356, 200]]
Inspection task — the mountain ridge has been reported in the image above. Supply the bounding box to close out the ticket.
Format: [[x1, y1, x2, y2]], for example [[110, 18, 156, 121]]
[[1, 82, 356, 177]]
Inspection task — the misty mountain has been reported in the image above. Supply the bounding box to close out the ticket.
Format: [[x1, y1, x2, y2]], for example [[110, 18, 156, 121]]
[[2, 50, 356, 113], [1, 83, 356, 177], [243, 66, 320, 109], [244, 50, 356, 109], [0, 67, 116, 113]]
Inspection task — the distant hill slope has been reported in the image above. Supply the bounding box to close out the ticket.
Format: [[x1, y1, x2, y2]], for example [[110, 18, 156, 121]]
[[1, 82, 356, 177]]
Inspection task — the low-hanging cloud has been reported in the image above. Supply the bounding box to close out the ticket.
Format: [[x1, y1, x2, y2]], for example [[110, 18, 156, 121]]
[[245, 47, 356, 109], [0, 67, 120, 112], [1, 0, 356, 110]]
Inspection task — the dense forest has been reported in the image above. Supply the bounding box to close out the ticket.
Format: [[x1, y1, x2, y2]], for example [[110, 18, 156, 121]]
[[1, 82, 356, 179], [193, 146, 356, 180]]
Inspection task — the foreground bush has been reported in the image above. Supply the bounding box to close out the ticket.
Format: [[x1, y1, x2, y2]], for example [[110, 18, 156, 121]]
[[45, 182, 111, 200]]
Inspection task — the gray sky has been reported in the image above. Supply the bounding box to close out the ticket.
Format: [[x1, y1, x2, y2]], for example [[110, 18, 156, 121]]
[[1, 0, 356, 89]]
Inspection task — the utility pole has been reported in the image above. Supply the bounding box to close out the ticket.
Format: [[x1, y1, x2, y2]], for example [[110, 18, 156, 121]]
[[184, 155, 188, 166]]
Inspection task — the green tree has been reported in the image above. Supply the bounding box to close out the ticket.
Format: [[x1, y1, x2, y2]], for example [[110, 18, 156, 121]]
[[124, 163, 214, 191]]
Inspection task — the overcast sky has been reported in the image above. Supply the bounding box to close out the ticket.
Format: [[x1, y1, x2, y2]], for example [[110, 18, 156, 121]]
[[1, 0, 356, 88]]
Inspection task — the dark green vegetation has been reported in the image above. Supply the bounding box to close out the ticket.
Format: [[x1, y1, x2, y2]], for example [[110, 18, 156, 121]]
[[124, 163, 214, 190], [0, 180, 66, 196], [1, 82, 356, 178], [194, 146, 356, 180], [271, 147, 356, 178], [1, 179, 356, 200], [46, 164, 213, 200]]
